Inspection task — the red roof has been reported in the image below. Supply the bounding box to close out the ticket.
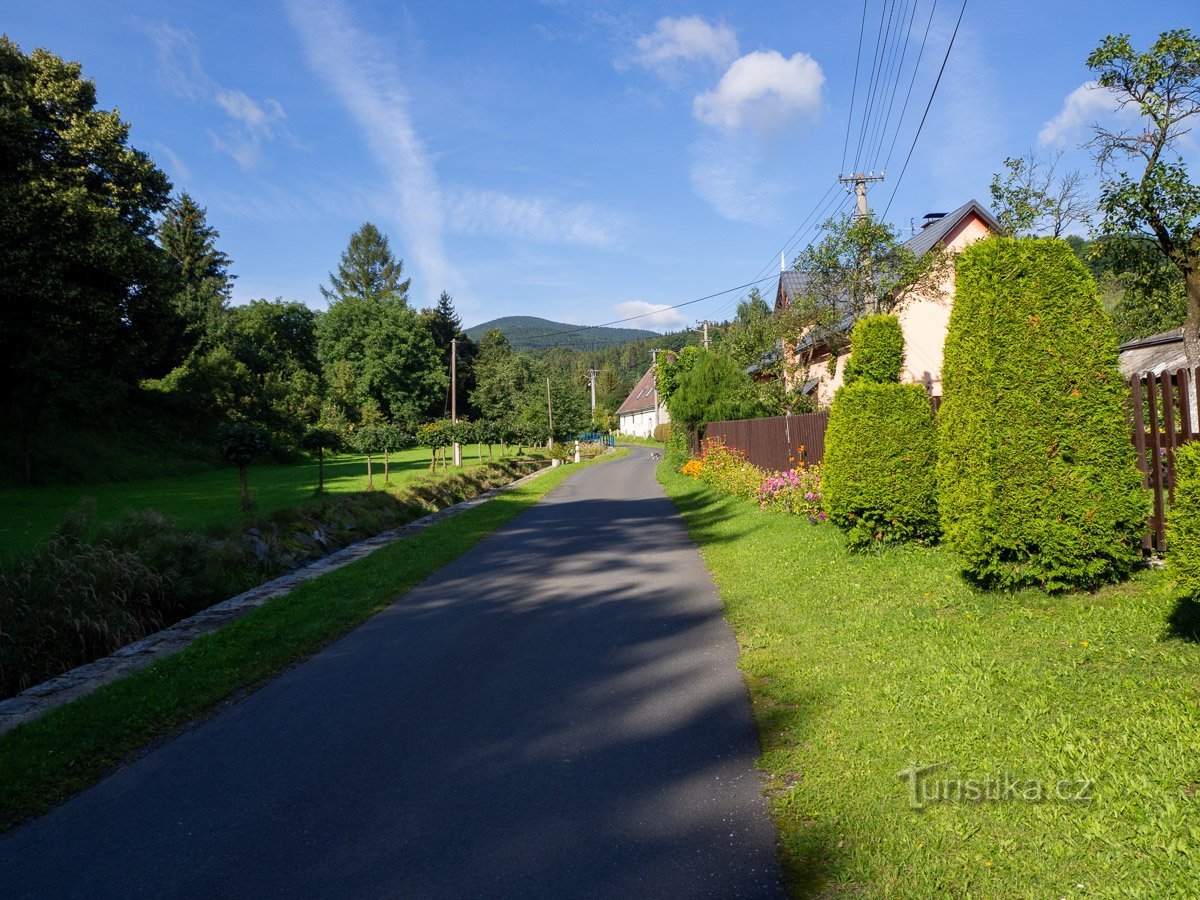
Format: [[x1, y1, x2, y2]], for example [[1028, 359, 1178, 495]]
[[617, 365, 659, 415]]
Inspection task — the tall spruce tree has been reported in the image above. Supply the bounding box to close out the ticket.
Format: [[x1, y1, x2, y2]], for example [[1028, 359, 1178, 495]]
[[317, 225, 443, 426], [158, 192, 233, 366], [320, 222, 410, 305]]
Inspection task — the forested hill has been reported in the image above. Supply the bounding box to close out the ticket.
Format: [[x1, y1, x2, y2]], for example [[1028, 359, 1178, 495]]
[[464, 316, 658, 351]]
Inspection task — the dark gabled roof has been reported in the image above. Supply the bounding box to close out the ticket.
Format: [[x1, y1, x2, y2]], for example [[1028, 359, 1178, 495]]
[[617, 365, 659, 415], [902, 198, 1002, 258]]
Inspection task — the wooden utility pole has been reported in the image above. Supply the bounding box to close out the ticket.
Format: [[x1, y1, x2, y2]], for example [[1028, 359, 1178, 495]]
[[451, 338, 462, 467], [546, 377, 554, 448]]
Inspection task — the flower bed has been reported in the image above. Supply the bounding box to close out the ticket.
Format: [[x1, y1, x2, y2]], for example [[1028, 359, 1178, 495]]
[[680, 437, 825, 522]]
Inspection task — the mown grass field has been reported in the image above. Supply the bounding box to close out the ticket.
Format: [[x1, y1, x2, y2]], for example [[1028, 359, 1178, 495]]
[[0, 449, 626, 830], [0, 445, 524, 557], [659, 463, 1200, 898]]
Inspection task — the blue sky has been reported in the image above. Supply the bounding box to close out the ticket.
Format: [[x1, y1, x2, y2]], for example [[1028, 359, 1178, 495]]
[[5, 1, 1196, 332]]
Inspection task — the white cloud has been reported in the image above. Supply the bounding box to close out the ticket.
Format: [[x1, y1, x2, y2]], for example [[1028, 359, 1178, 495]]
[[444, 189, 621, 249], [613, 300, 688, 329], [141, 22, 294, 169], [689, 136, 786, 223], [1039, 80, 1127, 146], [633, 16, 738, 76], [694, 50, 824, 134], [286, 0, 459, 300]]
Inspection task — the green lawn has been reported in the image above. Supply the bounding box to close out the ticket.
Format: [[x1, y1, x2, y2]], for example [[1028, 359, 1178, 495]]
[[0, 449, 626, 830], [0, 445, 524, 557], [659, 464, 1200, 898]]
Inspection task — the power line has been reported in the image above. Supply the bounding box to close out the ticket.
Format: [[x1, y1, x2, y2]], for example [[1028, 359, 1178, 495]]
[[881, 0, 968, 218], [747, 180, 839, 286], [879, 0, 939, 175], [852, 0, 895, 172], [865, 0, 920, 172], [858, 0, 901, 171], [840, 0, 869, 173], [707, 190, 856, 325]]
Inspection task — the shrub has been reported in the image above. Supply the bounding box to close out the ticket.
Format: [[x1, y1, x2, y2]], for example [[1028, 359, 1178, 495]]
[[757, 465, 826, 523], [937, 237, 1145, 591], [692, 437, 763, 500], [823, 382, 939, 549], [842, 314, 904, 386], [652, 422, 672, 442], [1167, 444, 1200, 596]]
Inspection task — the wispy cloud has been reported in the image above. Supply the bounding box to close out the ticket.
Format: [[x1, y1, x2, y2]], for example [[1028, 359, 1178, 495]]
[[140, 22, 295, 169], [153, 141, 191, 184], [285, 0, 458, 299], [613, 300, 688, 329], [694, 50, 824, 135], [631, 16, 738, 78], [689, 136, 787, 224], [1038, 80, 1129, 147], [444, 189, 622, 249]]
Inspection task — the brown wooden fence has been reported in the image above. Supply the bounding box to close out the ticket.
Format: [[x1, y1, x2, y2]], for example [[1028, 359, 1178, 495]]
[[704, 412, 830, 472], [1130, 368, 1197, 553], [705, 371, 1195, 554]]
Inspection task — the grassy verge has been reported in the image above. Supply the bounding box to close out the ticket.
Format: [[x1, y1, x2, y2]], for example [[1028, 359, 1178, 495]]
[[0, 445, 530, 557], [658, 464, 1200, 898], [0, 449, 626, 831]]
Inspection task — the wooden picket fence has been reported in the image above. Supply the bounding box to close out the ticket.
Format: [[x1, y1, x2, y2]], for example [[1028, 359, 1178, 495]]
[[1130, 368, 1196, 553], [706, 371, 1195, 554]]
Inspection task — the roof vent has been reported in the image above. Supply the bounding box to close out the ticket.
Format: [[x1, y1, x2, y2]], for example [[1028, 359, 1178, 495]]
[[921, 212, 947, 229]]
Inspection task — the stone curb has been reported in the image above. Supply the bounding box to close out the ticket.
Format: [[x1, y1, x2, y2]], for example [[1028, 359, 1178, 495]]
[[0, 463, 560, 736]]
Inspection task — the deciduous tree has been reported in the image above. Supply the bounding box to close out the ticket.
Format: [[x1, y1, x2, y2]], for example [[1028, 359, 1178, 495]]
[[0, 38, 173, 481], [1087, 28, 1200, 363]]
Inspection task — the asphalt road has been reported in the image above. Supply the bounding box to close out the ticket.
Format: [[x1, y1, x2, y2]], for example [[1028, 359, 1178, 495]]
[[2, 446, 784, 898]]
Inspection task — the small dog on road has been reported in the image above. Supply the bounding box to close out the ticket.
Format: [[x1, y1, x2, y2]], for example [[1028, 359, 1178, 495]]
[[650, 451, 661, 460]]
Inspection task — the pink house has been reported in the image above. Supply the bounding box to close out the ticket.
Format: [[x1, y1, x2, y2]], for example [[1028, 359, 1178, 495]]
[[775, 199, 1001, 407]]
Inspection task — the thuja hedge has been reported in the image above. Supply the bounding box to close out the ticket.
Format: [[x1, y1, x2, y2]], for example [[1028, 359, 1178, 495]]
[[842, 314, 904, 386], [824, 382, 939, 549], [1167, 443, 1200, 597], [937, 237, 1145, 591], [823, 314, 938, 549]]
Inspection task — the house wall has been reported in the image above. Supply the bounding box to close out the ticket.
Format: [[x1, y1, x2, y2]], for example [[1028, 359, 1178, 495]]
[[618, 405, 670, 438], [805, 213, 993, 407]]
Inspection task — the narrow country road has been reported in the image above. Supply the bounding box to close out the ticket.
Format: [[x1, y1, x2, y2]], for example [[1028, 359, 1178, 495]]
[[3, 447, 783, 898]]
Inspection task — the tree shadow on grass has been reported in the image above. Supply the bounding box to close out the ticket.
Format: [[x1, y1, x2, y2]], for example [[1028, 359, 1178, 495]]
[[1165, 594, 1200, 642]]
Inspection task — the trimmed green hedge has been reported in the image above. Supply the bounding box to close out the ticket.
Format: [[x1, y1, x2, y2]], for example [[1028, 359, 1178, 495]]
[[842, 314, 904, 386], [937, 237, 1145, 591], [1168, 443, 1200, 597], [823, 382, 939, 549]]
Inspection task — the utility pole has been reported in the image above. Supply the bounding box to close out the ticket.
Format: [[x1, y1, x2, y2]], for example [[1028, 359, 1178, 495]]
[[450, 338, 462, 467], [546, 377, 554, 448], [838, 171, 886, 313], [587, 368, 598, 424], [838, 171, 885, 220], [701, 321, 710, 350]]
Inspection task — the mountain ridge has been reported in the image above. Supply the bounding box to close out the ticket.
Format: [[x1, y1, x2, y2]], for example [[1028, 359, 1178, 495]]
[[463, 315, 659, 351]]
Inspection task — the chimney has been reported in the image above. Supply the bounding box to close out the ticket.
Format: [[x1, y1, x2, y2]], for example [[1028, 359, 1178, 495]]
[[921, 212, 947, 229]]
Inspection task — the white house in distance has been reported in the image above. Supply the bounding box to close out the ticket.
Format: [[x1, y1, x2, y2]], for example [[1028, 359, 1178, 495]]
[[617, 364, 670, 438]]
